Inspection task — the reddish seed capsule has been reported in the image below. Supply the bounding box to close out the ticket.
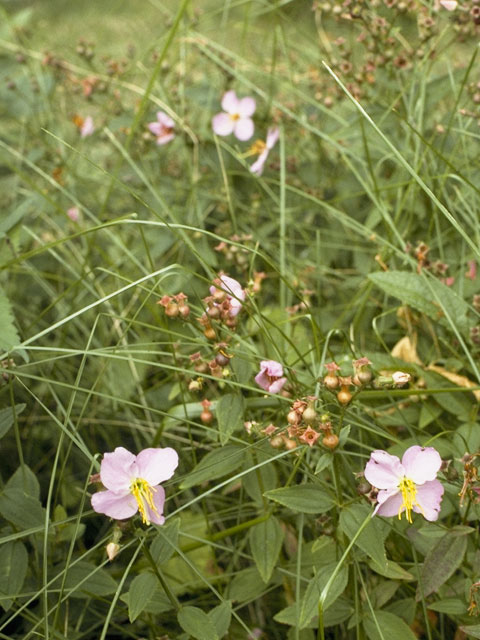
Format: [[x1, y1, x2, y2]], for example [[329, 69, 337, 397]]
[[322, 433, 339, 449], [164, 302, 179, 317], [215, 353, 229, 367], [200, 410, 213, 424], [178, 304, 190, 318]]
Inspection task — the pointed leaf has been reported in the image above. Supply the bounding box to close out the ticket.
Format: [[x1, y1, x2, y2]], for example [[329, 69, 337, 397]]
[[5, 463, 39, 499], [216, 393, 244, 445], [264, 484, 334, 514], [177, 606, 219, 640], [150, 518, 180, 565], [128, 572, 158, 622], [0, 404, 25, 439], [364, 611, 418, 640], [300, 563, 348, 628], [340, 503, 388, 568], [417, 531, 468, 600], [0, 287, 20, 352], [249, 516, 284, 583], [180, 445, 244, 490], [0, 541, 28, 611], [208, 601, 232, 638], [0, 488, 45, 529]]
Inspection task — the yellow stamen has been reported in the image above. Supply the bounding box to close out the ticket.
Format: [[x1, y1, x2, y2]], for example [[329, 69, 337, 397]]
[[241, 140, 267, 159], [130, 478, 158, 525], [398, 476, 422, 523], [229, 113, 240, 121]]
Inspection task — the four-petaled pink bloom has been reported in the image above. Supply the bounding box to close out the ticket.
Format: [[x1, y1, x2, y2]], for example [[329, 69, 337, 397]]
[[91, 446, 178, 525], [255, 360, 287, 394], [210, 275, 246, 317], [250, 127, 279, 176], [364, 445, 444, 523], [148, 111, 175, 145], [80, 116, 95, 138], [212, 90, 256, 141]]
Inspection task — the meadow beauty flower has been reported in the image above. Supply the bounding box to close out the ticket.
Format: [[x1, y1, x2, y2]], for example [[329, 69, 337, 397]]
[[255, 360, 287, 394], [73, 115, 95, 138], [364, 445, 444, 523], [212, 90, 256, 141], [249, 127, 279, 176], [148, 111, 175, 145], [210, 275, 245, 317], [91, 446, 178, 525]]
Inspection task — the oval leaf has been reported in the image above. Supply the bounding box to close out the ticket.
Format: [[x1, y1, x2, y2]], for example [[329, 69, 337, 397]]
[[0, 541, 28, 611], [178, 606, 219, 640], [249, 516, 284, 583], [216, 393, 244, 445], [417, 532, 468, 600], [128, 572, 157, 622], [264, 484, 334, 514], [180, 445, 244, 490], [364, 611, 418, 640]]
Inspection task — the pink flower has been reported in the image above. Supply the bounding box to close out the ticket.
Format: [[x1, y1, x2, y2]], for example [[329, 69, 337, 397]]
[[466, 260, 477, 281], [212, 90, 256, 141], [148, 111, 175, 145], [364, 445, 444, 523], [439, 0, 457, 10], [255, 360, 287, 394], [250, 127, 279, 176], [80, 116, 95, 138], [67, 206, 80, 222], [210, 275, 245, 317], [91, 446, 178, 525]]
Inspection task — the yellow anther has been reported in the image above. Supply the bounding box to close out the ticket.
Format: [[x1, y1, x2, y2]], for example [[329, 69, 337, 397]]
[[398, 477, 420, 523], [130, 478, 158, 525], [229, 113, 240, 121]]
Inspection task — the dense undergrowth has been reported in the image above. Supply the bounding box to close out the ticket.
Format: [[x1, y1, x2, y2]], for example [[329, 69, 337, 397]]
[[1, 1, 480, 638]]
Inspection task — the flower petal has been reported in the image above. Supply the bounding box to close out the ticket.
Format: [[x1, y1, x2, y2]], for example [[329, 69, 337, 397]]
[[364, 450, 404, 489], [145, 485, 166, 526], [250, 150, 268, 176], [156, 133, 175, 146], [261, 360, 284, 377], [100, 447, 136, 491], [212, 112, 235, 136], [156, 111, 174, 128], [135, 447, 179, 485], [148, 122, 163, 136], [266, 127, 280, 149], [414, 479, 444, 521], [234, 117, 254, 141], [91, 489, 138, 520], [401, 446, 442, 484], [374, 488, 403, 517], [219, 275, 245, 302], [237, 96, 256, 117], [268, 377, 287, 394], [254, 370, 270, 392], [221, 90, 239, 114]]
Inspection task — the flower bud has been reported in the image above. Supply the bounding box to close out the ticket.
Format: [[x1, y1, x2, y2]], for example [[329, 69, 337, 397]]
[[392, 371, 411, 386], [106, 542, 120, 561]]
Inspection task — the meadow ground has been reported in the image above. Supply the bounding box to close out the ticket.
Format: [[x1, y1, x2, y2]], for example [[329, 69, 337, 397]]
[[1, 0, 480, 638]]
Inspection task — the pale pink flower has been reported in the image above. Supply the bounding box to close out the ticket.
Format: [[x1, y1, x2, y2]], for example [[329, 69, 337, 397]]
[[392, 371, 411, 386], [364, 445, 444, 523], [91, 446, 178, 525], [250, 127, 279, 176], [67, 206, 80, 222], [255, 360, 287, 394], [439, 0, 457, 10], [148, 111, 175, 145], [210, 275, 245, 317], [212, 90, 256, 141], [299, 426, 321, 447], [80, 116, 95, 138], [466, 260, 477, 281]]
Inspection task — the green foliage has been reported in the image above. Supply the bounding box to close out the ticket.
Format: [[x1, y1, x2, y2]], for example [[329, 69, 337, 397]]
[[249, 516, 284, 583]]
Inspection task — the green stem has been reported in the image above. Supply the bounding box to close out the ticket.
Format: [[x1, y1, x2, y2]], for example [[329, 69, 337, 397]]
[[180, 512, 271, 553], [143, 543, 180, 612], [285, 447, 307, 488]]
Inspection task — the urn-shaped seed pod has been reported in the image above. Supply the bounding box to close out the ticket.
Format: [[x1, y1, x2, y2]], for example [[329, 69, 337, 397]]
[[357, 370, 372, 384], [165, 302, 179, 317], [302, 406, 317, 425], [270, 435, 284, 449], [204, 327, 216, 340], [337, 386, 352, 405], [287, 410, 299, 425], [200, 409, 213, 424], [215, 353, 230, 367], [207, 305, 220, 319], [178, 303, 190, 318], [322, 433, 339, 449], [324, 374, 339, 390]]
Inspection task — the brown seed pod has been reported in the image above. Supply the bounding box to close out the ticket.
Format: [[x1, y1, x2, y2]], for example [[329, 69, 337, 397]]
[[270, 435, 284, 449], [164, 302, 179, 317], [178, 304, 190, 318], [287, 410, 299, 425], [200, 410, 213, 424], [324, 374, 339, 390], [207, 305, 220, 319], [337, 387, 352, 405], [215, 353, 229, 367], [204, 327, 216, 340], [302, 406, 317, 425], [358, 370, 372, 385], [322, 433, 339, 450]]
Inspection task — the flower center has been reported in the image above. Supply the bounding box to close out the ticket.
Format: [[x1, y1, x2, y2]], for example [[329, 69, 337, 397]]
[[130, 478, 158, 525], [398, 476, 420, 523], [250, 139, 267, 155], [229, 113, 240, 121]]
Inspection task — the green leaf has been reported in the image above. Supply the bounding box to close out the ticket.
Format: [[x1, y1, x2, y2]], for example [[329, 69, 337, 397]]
[[274, 597, 353, 629], [264, 484, 334, 514], [0, 287, 20, 352], [127, 572, 158, 622], [179, 445, 244, 490], [315, 453, 333, 474], [339, 504, 388, 568], [0, 488, 45, 529], [177, 606, 219, 640], [0, 404, 25, 439], [459, 624, 480, 638], [208, 601, 232, 638], [150, 518, 180, 565], [216, 393, 244, 445], [368, 271, 470, 334], [300, 563, 348, 627], [227, 567, 268, 602], [417, 531, 468, 600], [363, 611, 418, 640], [368, 558, 414, 581], [0, 541, 28, 611], [60, 561, 117, 598], [427, 598, 467, 615], [249, 516, 284, 583], [5, 463, 39, 499]]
